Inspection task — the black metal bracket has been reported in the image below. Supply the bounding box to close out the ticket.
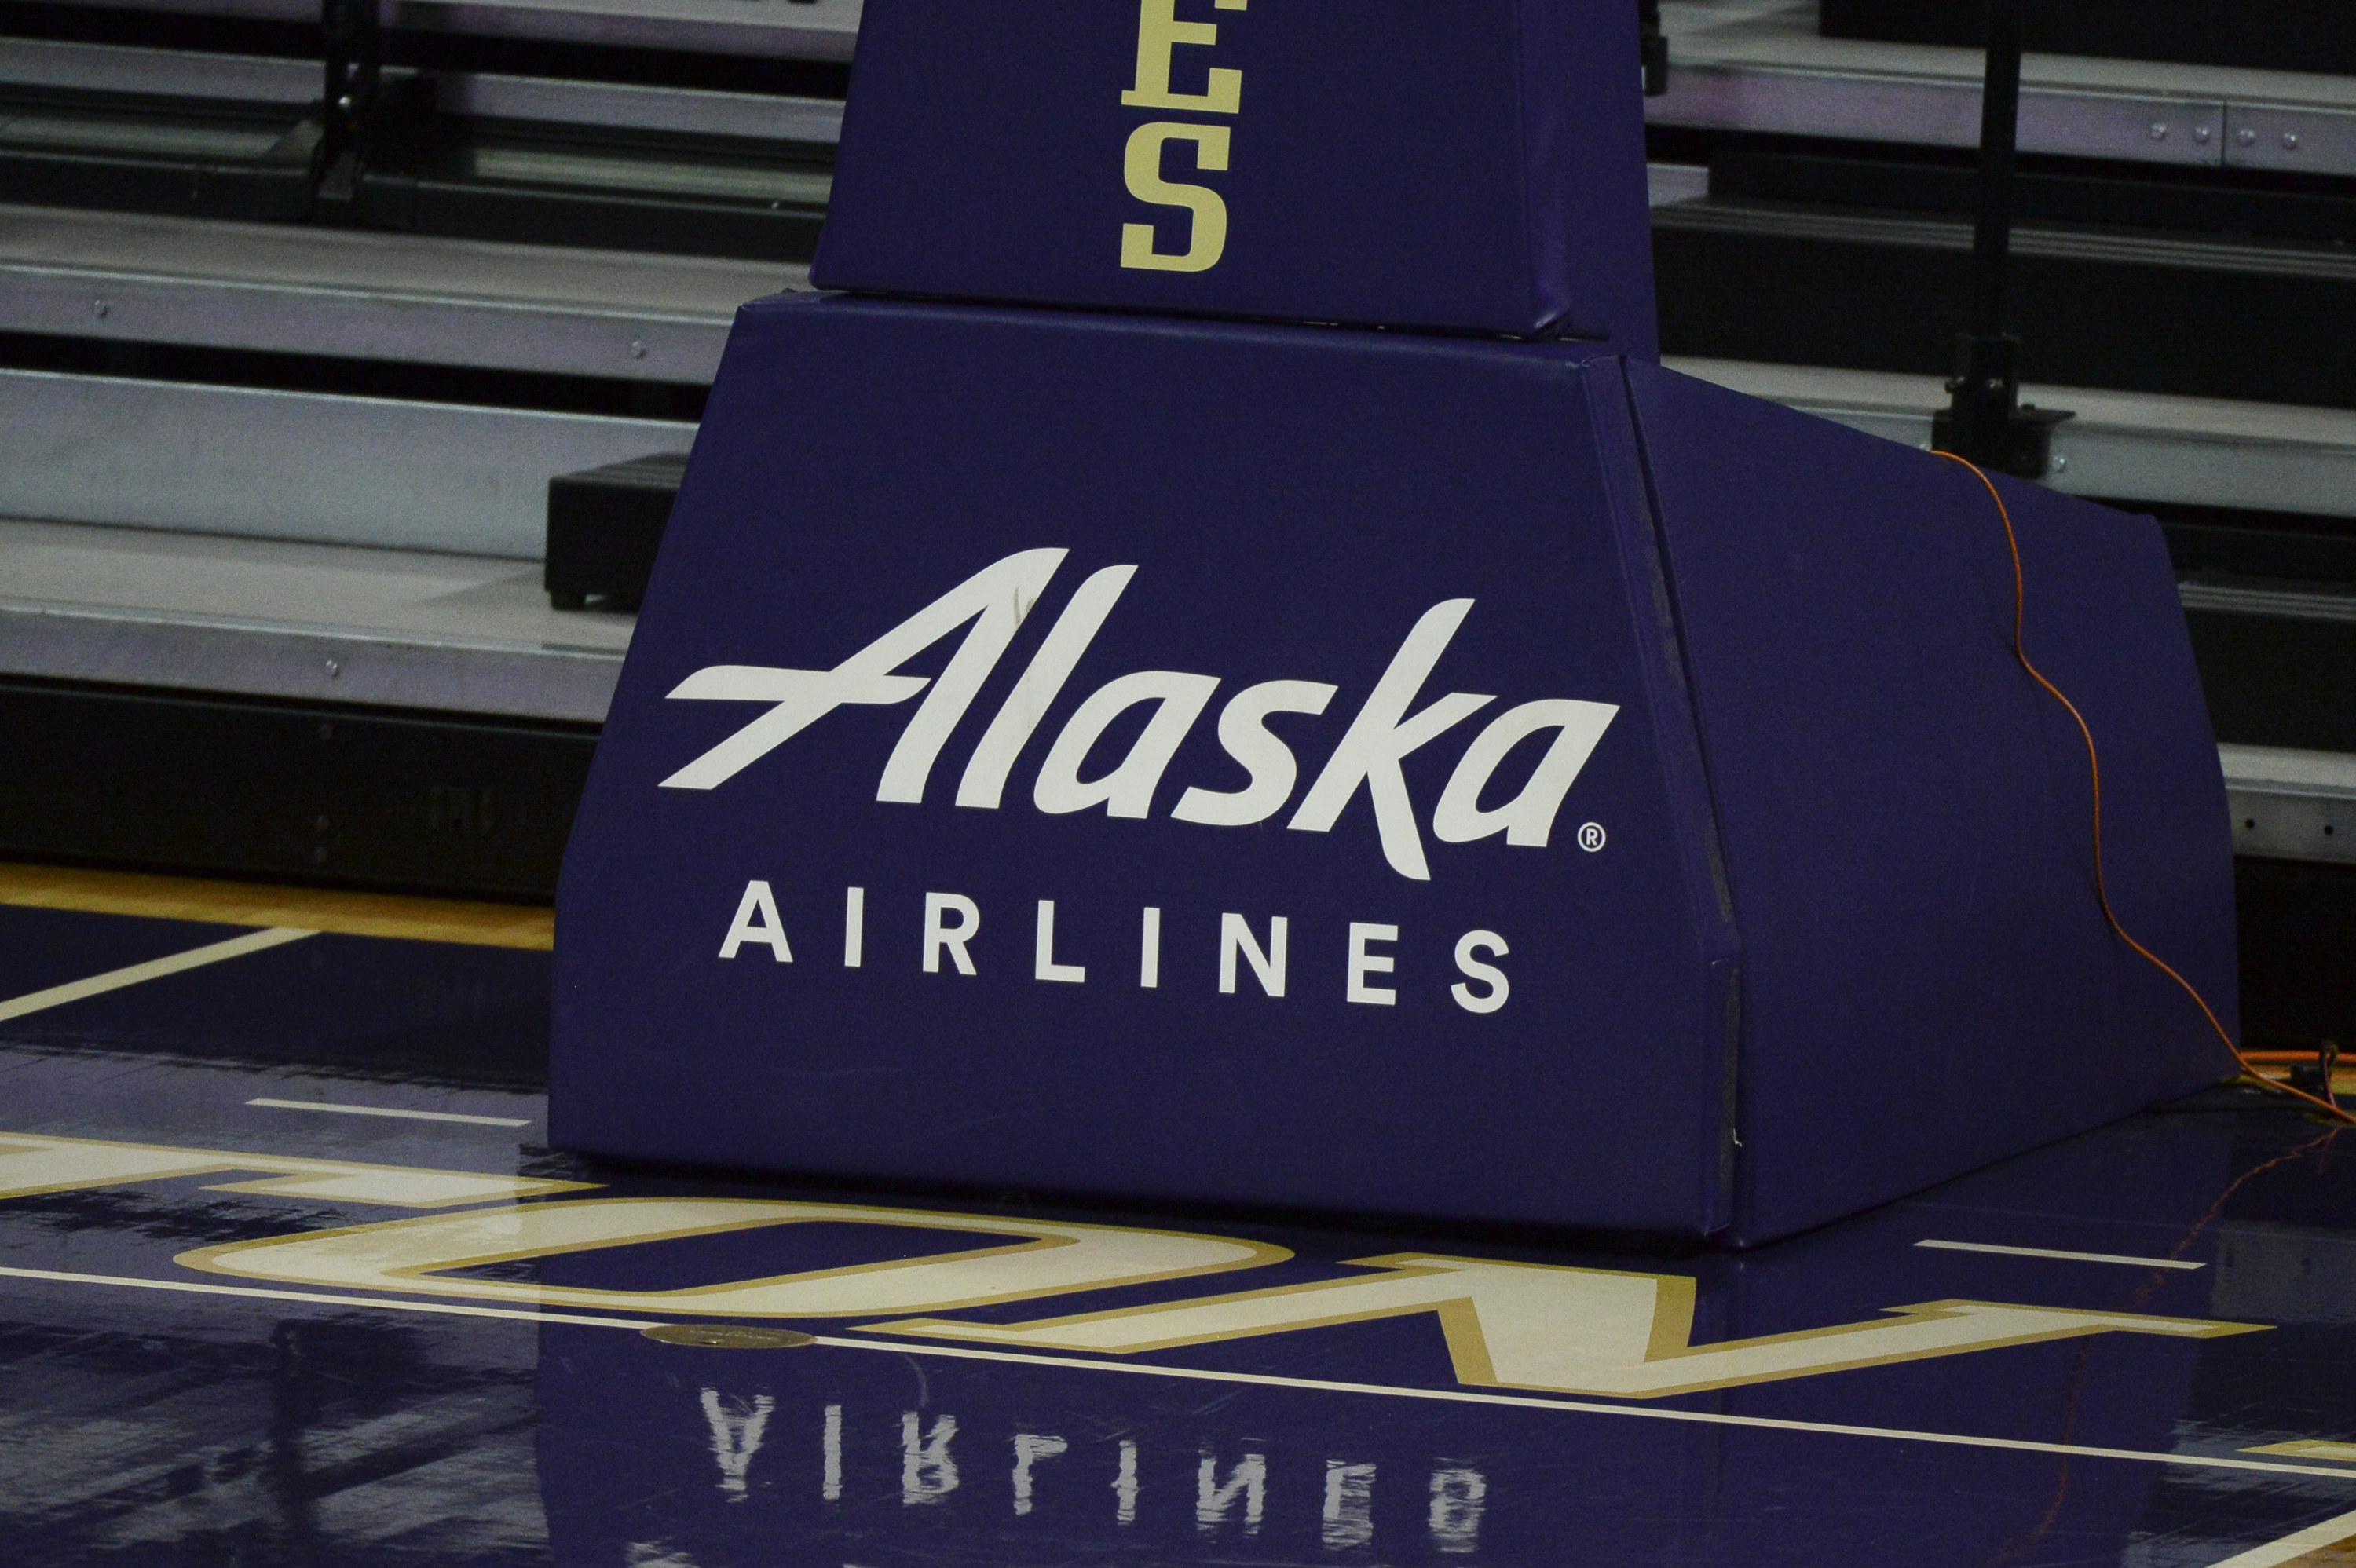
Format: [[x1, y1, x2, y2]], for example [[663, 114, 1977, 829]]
[[1933, 334, 2072, 479], [316, 0, 379, 212], [314, 0, 434, 224], [1936, 0, 2071, 478], [1641, 0, 1670, 97], [2290, 1038, 2343, 1113]]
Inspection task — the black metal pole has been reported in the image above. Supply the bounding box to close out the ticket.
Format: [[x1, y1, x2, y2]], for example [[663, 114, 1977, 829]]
[[1933, 0, 2068, 477], [320, 0, 377, 178], [1968, 0, 2021, 344]]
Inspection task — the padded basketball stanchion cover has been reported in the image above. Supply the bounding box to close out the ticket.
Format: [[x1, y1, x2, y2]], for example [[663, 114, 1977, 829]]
[[810, 0, 1655, 349], [551, 294, 2233, 1244]]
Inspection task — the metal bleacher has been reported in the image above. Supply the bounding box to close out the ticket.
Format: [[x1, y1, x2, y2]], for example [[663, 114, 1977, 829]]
[[2, 0, 2354, 947]]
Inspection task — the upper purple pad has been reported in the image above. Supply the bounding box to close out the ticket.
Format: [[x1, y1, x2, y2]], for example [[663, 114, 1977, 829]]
[[811, 0, 1657, 349]]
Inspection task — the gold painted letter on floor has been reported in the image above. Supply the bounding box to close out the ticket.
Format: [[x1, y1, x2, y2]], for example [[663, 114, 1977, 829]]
[[182, 1197, 1289, 1317], [871, 1252, 2268, 1398]]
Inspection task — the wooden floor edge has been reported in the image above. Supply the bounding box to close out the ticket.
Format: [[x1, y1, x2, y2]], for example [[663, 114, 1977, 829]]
[[0, 863, 554, 950]]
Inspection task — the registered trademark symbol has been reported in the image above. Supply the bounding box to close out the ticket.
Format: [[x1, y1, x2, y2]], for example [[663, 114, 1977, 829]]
[[1577, 822, 1607, 853]]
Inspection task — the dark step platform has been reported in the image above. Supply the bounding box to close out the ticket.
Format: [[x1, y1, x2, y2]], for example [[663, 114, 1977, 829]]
[[545, 451, 688, 611], [1653, 200, 2356, 414], [1821, 0, 2356, 76], [0, 678, 597, 899]]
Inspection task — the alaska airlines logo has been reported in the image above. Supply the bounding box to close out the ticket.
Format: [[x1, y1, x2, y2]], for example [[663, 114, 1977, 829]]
[[659, 548, 1618, 882]]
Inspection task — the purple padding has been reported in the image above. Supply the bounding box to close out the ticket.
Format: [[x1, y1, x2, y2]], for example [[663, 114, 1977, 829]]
[[555, 300, 1723, 1234], [1622, 361, 2234, 1243], [814, 0, 1654, 348]]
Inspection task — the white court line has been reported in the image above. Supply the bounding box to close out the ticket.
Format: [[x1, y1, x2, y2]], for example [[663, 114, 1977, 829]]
[[2204, 1505, 2356, 1566], [247, 1098, 531, 1128], [1916, 1238, 2205, 1270], [2, 1263, 2353, 1484], [0, 1266, 649, 1329], [0, 928, 316, 1022]]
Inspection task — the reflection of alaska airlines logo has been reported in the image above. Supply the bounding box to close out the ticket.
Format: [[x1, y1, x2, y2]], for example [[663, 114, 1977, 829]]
[[658, 548, 1618, 883]]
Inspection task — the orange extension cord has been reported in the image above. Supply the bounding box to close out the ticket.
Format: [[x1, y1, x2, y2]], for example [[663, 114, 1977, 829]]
[[1930, 450, 2356, 1126]]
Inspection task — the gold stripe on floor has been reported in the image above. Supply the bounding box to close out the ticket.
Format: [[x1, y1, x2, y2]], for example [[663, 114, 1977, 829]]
[[0, 928, 318, 1021], [0, 863, 553, 951]]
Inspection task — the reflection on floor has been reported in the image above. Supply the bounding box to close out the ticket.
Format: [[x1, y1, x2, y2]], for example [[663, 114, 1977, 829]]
[[3, 887, 2356, 1566]]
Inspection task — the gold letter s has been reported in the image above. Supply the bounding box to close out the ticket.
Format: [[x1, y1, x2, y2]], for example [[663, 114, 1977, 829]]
[[1121, 123, 1231, 273]]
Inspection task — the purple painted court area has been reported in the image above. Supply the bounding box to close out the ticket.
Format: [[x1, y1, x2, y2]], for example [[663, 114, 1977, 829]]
[[2, 902, 2356, 1566]]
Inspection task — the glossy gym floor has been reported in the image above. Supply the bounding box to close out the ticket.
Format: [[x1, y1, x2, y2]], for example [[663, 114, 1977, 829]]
[[4, 874, 2356, 1566]]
